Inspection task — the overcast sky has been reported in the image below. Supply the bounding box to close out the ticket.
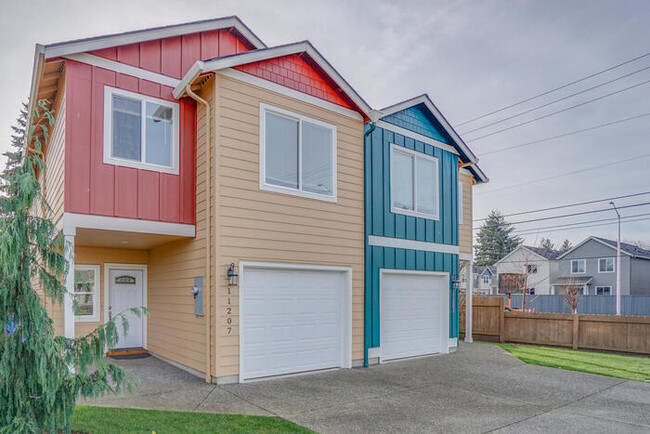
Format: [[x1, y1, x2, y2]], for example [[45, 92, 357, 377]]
[[1, 0, 649, 248]]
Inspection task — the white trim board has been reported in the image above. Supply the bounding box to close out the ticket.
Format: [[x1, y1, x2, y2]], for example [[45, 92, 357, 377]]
[[43, 16, 266, 59], [64, 53, 180, 88], [221, 69, 363, 120], [62, 213, 195, 237], [368, 235, 459, 255], [459, 253, 473, 261], [377, 121, 458, 156]]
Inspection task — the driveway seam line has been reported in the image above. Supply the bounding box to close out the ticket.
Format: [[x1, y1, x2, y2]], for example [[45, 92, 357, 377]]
[[217, 386, 281, 417], [193, 385, 218, 410]]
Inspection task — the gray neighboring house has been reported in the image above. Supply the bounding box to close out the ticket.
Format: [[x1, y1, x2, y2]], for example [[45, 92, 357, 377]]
[[553, 237, 650, 295], [460, 265, 498, 294]]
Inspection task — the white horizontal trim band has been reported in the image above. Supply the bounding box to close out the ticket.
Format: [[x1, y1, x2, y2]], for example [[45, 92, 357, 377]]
[[62, 212, 195, 237], [459, 253, 473, 261], [368, 235, 459, 255], [64, 53, 181, 88], [376, 121, 459, 156], [219, 69, 363, 120]]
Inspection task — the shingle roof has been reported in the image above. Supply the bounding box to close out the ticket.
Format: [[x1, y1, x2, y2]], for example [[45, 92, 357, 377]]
[[593, 237, 650, 260], [524, 246, 562, 260], [472, 265, 496, 275], [552, 276, 594, 285]]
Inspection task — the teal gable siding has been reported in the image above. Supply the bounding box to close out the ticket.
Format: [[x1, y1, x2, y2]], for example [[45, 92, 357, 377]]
[[364, 116, 460, 365], [381, 104, 453, 145]]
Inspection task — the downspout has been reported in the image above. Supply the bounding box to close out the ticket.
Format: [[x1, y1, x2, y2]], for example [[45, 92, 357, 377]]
[[363, 122, 376, 368], [185, 84, 212, 383]]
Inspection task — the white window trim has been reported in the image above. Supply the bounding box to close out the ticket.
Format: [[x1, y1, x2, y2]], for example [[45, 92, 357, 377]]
[[595, 285, 612, 295], [570, 259, 586, 274], [390, 144, 440, 221], [598, 257, 615, 273], [458, 180, 464, 225], [259, 103, 337, 203], [103, 86, 180, 175], [74, 264, 101, 322]]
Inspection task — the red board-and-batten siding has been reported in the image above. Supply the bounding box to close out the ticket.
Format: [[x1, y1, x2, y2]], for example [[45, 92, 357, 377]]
[[65, 28, 357, 224]]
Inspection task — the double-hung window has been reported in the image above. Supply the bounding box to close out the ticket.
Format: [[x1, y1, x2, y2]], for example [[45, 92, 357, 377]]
[[74, 265, 100, 322], [596, 286, 612, 295], [598, 257, 615, 273], [570, 259, 586, 274], [390, 145, 440, 220], [104, 87, 179, 174], [260, 104, 336, 201]]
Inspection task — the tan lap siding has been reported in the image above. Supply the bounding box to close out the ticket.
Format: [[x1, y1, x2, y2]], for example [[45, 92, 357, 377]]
[[45, 94, 66, 224], [213, 74, 365, 378], [459, 172, 473, 255]]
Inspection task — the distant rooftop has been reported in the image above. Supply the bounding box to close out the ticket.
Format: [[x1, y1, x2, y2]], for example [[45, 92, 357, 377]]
[[593, 237, 650, 259], [524, 245, 562, 260]]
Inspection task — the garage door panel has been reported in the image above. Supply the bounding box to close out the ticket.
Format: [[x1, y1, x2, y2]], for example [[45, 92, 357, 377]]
[[380, 272, 449, 361], [241, 267, 347, 380]]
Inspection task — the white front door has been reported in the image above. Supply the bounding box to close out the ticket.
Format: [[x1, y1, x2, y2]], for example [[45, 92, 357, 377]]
[[380, 271, 449, 361], [109, 269, 144, 349], [240, 266, 349, 381]]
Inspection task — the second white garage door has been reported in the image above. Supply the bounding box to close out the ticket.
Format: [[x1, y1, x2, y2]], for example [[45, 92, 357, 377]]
[[380, 271, 449, 361], [240, 265, 351, 381]]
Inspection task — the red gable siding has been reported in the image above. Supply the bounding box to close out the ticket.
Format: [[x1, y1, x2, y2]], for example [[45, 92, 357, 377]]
[[90, 29, 253, 77], [235, 54, 356, 110]]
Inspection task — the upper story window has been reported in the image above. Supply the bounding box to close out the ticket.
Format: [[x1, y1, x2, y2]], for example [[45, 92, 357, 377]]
[[570, 259, 586, 274], [74, 265, 100, 322], [598, 257, 615, 273], [458, 180, 464, 225], [104, 87, 179, 174], [527, 264, 538, 274], [260, 104, 337, 202], [482, 275, 490, 284], [390, 144, 439, 220], [596, 286, 612, 295]]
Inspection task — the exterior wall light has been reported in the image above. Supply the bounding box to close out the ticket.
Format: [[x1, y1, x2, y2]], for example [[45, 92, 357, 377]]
[[452, 274, 461, 291], [227, 263, 239, 287]]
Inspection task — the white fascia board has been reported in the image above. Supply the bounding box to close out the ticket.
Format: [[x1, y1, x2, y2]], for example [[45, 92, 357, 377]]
[[174, 41, 372, 117], [380, 94, 478, 164], [43, 16, 266, 59], [23, 45, 46, 164], [62, 212, 195, 237]]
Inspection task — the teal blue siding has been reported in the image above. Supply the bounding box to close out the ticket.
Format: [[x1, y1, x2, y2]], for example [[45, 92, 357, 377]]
[[382, 104, 453, 145], [364, 117, 460, 365]]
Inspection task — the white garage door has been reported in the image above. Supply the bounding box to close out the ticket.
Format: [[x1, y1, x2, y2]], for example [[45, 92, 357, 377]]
[[241, 266, 349, 381], [380, 271, 449, 361]]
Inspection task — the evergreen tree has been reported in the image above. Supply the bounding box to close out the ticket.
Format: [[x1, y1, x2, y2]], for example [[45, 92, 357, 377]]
[[559, 239, 573, 253], [0, 100, 140, 433], [539, 238, 555, 251], [474, 210, 522, 266]]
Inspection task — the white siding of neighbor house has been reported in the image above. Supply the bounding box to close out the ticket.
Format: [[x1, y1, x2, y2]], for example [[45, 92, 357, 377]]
[[496, 247, 553, 295]]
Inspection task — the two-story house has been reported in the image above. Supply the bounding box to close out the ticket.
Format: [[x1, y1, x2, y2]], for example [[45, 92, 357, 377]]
[[459, 265, 498, 294], [495, 245, 561, 295], [553, 237, 650, 295], [26, 17, 486, 383]]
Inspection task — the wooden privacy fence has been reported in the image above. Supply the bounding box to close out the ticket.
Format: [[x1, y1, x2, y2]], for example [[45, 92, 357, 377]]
[[460, 296, 650, 355]]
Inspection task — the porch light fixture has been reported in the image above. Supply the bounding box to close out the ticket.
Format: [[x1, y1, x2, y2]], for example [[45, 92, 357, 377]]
[[452, 274, 460, 291], [227, 263, 239, 287]]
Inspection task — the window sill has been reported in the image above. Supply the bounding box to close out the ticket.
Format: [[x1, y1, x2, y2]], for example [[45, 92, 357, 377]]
[[260, 183, 337, 203], [75, 316, 100, 323], [391, 206, 439, 221], [103, 157, 179, 175]]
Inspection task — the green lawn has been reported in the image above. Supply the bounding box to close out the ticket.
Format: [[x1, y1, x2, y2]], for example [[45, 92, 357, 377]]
[[496, 343, 650, 382], [71, 406, 312, 433]]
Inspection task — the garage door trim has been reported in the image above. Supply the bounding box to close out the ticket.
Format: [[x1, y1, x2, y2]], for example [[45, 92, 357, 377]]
[[239, 261, 353, 382], [379, 269, 450, 362]]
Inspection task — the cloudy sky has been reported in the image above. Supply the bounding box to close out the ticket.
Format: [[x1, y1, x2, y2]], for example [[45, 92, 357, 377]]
[[1, 0, 649, 248]]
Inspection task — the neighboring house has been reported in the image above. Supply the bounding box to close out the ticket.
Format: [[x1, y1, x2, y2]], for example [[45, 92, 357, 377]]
[[26, 17, 487, 383], [495, 245, 561, 295], [364, 95, 487, 364], [553, 237, 650, 295], [459, 265, 497, 294]]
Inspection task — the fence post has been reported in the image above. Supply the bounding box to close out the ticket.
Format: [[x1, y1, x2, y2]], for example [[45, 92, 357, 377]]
[[499, 297, 505, 343], [572, 315, 579, 350]]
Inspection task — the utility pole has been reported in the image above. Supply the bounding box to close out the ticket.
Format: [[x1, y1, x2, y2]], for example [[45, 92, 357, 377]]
[[609, 201, 622, 316]]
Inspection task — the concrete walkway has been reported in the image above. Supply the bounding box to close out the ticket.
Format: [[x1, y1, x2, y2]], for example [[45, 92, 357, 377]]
[[82, 343, 650, 433]]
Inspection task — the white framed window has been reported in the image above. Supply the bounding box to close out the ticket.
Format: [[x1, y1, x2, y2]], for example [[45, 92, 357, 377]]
[[482, 275, 490, 284], [390, 144, 440, 220], [527, 264, 538, 274], [570, 259, 586, 274], [598, 257, 615, 273], [74, 265, 101, 322], [596, 286, 612, 295], [104, 86, 180, 174], [458, 180, 464, 225], [259, 103, 337, 202]]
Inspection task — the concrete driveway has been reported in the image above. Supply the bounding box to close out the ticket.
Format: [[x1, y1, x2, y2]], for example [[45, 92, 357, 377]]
[[82, 343, 650, 433]]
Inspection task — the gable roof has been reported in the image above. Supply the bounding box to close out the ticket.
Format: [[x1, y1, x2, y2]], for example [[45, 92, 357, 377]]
[[378, 95, 488, 183], [558, 236, 650, 260], [475, 265, 497, 276], [495, 244, 561, 266], [173, 41, 372, 119]]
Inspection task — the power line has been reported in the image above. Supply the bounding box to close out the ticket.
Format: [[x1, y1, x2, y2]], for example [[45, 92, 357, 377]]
[[461, 66, 650, 135], [478, 111, 650, 157], [466, 78, 650, 142], [512, 211, 650, 234], [473, 201, 650, 230], [476, 152, 650, 195], [473, 191, 650, 222], [514, 215, 650, 237], [455, 51, 650, 127]]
